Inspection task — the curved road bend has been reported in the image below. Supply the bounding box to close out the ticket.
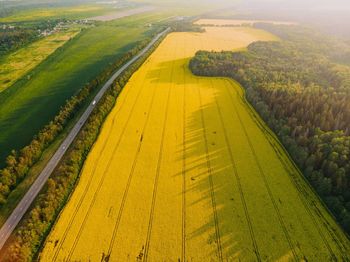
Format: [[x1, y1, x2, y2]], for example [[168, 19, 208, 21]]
[[0, 27, 170, 251]]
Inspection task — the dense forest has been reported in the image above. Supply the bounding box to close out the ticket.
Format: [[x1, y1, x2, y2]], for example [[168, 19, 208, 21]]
[[190, 24, 350, 234], [0, 26, 37, 54], [170, 19, 205, 33]]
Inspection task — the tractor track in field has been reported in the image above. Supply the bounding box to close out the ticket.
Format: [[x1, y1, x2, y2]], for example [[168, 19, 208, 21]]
[[142, 63, 173, 262], [266, 130, 339, 261], [181, 64, 187, 262], [243, 88, 346, 260], [66, 69, 156, 261], [197, 79, 224, 262], [51, 72, 135, 262], [229, 79, 341, 261], [209, 79, 261, 261], [104, 66, 163, 261], [53, 61, 153, 261], [224, 81, 299, 262]]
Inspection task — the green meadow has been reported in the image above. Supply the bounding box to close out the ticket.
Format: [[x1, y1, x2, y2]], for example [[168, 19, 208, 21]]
[[0, 12, 167, 164]]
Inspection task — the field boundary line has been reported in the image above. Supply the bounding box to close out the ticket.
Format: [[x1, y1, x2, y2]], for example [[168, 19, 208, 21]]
[[227, 76, 350, 244], [209, 78, 261, 261], [226, 78, 342, 260], [226, 76, 350, 258], [240, 84, 349, 258], [223, 80, 298, 261], [197, 79, 223, 261]]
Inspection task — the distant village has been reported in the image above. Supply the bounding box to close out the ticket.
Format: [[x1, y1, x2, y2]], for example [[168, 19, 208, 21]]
[[1, 19, 94, 37]]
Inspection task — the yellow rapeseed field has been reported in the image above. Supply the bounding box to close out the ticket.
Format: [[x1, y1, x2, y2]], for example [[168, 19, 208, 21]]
[[39, 24, 350, 261]]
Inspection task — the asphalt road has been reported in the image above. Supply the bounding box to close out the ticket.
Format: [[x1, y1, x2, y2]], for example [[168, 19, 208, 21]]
[[0, 27, 170, 251]]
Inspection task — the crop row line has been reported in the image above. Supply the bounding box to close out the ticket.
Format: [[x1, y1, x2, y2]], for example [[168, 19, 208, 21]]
[[104, 65, 162, 262], [197, 79, 224, 261], [224, 80, 299, 261], [142, 65, 173, 262], [209, 78, 261, 261], [52, 59, 153, 261], [51, 71, 137, 261], [67, 65, 158, 261], [230, 79, 340, 261], [181, 62, 187, 262]]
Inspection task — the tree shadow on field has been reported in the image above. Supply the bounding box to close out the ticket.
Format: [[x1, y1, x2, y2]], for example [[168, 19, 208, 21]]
[[176, 91, 252, 261], [174, 84, 298, 261], [142, 54, 297, 260], [171, 58, 299, 261], [145, 58, 199, 85]]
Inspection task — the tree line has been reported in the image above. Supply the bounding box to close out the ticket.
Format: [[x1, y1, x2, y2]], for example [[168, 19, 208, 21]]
[[190, 25, 350, 235], [0, 30, 162, 208], [0, 27, 168, 261]]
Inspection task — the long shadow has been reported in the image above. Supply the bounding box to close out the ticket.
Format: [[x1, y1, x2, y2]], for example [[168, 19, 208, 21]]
[[176, 87, 299, 261], [159, 57, 300, 261], [112, 50, 303, 260]]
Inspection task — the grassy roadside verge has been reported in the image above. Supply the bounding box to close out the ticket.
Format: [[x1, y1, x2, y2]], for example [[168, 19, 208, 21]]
[[0, 27, 169, 261]]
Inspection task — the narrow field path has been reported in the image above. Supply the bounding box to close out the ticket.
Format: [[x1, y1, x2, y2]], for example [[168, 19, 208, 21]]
[[39, 25, 350, 261]]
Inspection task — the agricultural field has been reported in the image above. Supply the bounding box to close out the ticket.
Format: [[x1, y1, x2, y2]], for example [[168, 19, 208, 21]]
[[39, 23, 350, 261], [88, 6, 155, 21], [0, 12, 167, 164], [195, 19, 296, 26], [0, 27, 80, 92], [0, 5, 111, 22]]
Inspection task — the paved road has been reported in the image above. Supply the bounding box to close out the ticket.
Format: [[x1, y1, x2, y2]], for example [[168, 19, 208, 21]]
[[0, 27, 170, 251]]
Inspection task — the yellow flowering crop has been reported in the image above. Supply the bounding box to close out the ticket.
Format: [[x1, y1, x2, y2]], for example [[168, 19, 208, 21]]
[[39, 23, 350, 261]]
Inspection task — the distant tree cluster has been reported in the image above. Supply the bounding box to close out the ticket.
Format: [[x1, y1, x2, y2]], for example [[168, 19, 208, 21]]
[[171, 20, 205, 33], [190, 26, 350, 234], [0, 27, 37, 54], [0, 31, 167, 261]]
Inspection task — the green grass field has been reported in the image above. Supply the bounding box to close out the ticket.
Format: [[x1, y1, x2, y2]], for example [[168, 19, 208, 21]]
[[0, 4, 111, 22], [0, 12, 167, 165]]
